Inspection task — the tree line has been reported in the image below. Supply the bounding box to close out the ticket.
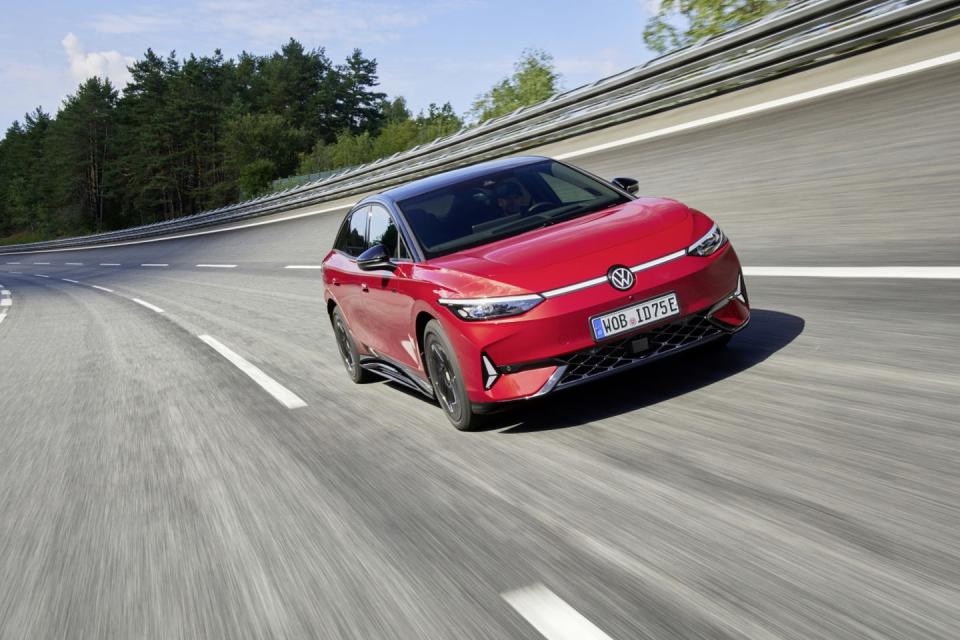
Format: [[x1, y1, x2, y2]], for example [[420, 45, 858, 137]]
[[0, 0, 784, 243], [0, 41, 478, 243]]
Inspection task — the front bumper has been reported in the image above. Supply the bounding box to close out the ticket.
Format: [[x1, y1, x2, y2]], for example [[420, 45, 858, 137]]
[[441, 244, 749, 403]]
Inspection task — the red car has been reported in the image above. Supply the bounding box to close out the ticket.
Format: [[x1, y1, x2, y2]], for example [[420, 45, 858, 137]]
[[323, 156, 749, 429]]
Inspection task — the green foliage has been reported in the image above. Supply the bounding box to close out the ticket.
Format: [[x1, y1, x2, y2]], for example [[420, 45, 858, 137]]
[[223, 113, 306, 198], [469, 49, 560, 123], [0, 109, 53, 236], [45, 77, 119, 233], [297, 102, 463, 175], [0, 40, 567, 240], [643, 0, 787, 54], [0, 39, 390, 239]]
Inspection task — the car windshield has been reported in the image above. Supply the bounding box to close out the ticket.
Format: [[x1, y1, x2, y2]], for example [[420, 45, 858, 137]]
[[396, 160, 631, 258]]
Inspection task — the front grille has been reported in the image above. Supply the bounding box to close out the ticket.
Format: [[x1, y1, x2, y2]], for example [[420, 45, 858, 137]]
[[555, 313, 722, 389]]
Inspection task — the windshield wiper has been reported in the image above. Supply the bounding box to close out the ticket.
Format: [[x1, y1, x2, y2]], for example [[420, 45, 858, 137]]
[[535, 203, 591, 228]]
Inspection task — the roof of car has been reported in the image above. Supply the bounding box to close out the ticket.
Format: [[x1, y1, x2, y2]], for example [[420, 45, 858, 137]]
[[376, 156, 550, 202]]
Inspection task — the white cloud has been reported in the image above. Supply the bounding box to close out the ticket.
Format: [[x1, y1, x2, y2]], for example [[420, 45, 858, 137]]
[[62, 32, 134, 89]]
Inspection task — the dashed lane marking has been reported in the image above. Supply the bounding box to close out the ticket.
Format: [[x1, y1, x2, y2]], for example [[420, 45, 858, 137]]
[[0, 202, 352, 254], [196, 264, 237, 268], [197, 335, 308, 409], [502, 584, 615, 640], [1, 287, 11, 315], [131, 298, 164, 313], [91, 285, 114, 293]]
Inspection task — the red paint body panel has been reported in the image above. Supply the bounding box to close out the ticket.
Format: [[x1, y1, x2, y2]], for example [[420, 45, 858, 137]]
[[323, 195, 749, 404]]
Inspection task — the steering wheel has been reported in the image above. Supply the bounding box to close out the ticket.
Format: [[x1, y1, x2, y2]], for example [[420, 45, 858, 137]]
[[526, 201, 556, 215]]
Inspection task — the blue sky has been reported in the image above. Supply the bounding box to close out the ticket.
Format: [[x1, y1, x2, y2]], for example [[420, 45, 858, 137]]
[[0, 0, 660, 130]]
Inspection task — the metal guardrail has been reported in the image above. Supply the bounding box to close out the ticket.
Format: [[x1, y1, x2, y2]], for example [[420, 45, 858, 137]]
[[3, 0, 959, 253]]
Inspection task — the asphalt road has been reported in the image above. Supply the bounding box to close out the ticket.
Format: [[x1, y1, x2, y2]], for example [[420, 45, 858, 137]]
[[1, 61, 959, 639]]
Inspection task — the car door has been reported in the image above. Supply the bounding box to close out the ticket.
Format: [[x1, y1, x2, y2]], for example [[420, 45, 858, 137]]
[[357, 204, 420, 369], [325, 206, 369, 335]]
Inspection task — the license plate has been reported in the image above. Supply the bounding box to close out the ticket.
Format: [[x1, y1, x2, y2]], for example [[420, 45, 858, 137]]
[[591, 293, 680, 340]]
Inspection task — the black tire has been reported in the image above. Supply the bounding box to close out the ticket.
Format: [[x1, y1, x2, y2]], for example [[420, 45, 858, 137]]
[[423, 320, 480, 431], [331, 306, 373, 384]]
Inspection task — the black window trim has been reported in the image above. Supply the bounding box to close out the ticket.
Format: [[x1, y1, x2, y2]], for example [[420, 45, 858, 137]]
[[332, 204, 370, 259], [332, 200, 424, 263], [367, 203, 414, 264]]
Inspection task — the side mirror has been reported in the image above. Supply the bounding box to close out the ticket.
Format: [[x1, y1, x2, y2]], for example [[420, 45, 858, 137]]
[[612, 177, 640, 195], [357, 243, 396, 271]]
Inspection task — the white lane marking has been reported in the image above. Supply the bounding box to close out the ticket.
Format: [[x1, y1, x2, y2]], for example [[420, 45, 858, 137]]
[[284, 265, 324, 270], [197, 334, 308, 409], [100, 263, 121, 266], [65, 262, 83, 265], [0, 202, 352, 255], [33, 262, 50, 265], [743, 266, 960, 279], [1, 289, 9, 295], [9, 271, 21, 274], [196, 264, 237, 268], [91, 285, 114, 293], [559, 50, 960, 160], [140, 263, 168, 267], [131, 298, 164, 313], [61, 279, 80, 284], [0, 299, 11, 307], [34, 274, 50, 278], [5, 262, 20, 264], [0, 312, 6, 324], [502, 584, 614, 640]]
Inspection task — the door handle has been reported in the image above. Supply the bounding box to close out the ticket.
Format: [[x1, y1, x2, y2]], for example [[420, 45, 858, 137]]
[[332, 278, 340, 286], [361, 283, 369, 292]]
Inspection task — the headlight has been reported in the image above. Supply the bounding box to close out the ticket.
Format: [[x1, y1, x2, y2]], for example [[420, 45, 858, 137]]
[[687, 223, 727, 257], [438, 294, 544, 321]]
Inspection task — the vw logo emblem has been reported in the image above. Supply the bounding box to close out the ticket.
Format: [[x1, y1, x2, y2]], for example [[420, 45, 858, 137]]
[[607, 265, 635, 291]]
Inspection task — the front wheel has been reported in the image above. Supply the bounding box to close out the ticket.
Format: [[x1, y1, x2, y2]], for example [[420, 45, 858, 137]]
[[423, 320, 480, 431]]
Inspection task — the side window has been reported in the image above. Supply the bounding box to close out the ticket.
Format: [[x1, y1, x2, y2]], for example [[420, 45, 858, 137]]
[[334, 207, 368, 257], [368, 205, 407, 259]]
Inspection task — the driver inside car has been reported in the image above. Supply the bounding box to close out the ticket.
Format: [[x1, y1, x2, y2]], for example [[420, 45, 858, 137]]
[[495, 181, 530, 215]]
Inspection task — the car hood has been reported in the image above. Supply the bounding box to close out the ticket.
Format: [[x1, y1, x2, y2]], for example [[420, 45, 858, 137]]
[[429, 197, 695, 295]]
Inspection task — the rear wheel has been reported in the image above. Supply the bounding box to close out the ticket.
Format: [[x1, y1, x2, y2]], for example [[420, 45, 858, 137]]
[[331, 306, 373, 383], [423, 320, 480, 431]]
